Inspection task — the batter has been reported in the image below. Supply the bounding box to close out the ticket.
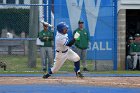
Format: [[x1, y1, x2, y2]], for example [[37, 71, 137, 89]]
[[43, 22, 84, 79]]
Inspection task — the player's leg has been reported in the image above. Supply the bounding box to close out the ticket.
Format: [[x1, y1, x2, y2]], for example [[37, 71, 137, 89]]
[[40, 47, 47, 72], [138, 55, 140, 70], [47, 47, 54, 71], [67, 49, 84, 78], [68, 48, 80, 72], [68, 49, 80, 62], [81, 49, 89, 71], [43, 52, 67, 79], [51, 53, 67, 73], [74, 47, 82, 64], [126, 55, 133, 70], [133, 54, 138, 70], [74, 47, 82, 58]]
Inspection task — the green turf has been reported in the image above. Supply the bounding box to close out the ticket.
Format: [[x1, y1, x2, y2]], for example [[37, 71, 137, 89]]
[[0, 55, 140, 74], [0, 55, 91, 72]]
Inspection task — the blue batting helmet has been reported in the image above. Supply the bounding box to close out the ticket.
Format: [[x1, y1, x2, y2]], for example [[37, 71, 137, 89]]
[[57, 22, 68, 33]]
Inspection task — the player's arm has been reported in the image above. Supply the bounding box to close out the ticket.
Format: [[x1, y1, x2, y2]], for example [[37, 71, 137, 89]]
[[38, 32, 46, 42], [65, 38, 76, 47], [64, 32, 80, 47], [48, 32, 54, 41], [38, 30, 50, 41]]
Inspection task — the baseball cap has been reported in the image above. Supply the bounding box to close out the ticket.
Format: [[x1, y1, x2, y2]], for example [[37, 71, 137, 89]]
[[134, 33, 140, 37], [78, 20, 84, 24], [41, 20, 49, 26], [40, 20, 53, 27], [128, 36, 134, 40]]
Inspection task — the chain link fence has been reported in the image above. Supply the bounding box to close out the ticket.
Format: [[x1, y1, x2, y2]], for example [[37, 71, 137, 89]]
[[0, 4, 46, 73]]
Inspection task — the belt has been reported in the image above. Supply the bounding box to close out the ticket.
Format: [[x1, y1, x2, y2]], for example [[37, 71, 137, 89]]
[[56, 49, 68, 53]]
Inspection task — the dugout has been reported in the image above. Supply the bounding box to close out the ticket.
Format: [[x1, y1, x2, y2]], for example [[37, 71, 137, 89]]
[[118, 0, 140, 70], [126, 9, 140, 70]]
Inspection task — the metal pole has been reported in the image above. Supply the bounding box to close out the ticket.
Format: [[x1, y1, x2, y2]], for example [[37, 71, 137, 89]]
[[48, 0, 52, 25], [113, 0, 118, 70], [28, 0, 39, 68], [43, 0, 47, 21]]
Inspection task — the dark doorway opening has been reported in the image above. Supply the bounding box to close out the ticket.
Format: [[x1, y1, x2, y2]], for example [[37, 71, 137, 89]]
[[126, 9, 140, 39], [126, 9, 140, 70]]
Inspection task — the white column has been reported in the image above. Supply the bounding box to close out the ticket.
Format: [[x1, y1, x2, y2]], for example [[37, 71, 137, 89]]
[[118, 9, 126, 70], [16, 0, 19, 4], [3, 0, 6, 4], [24, 0, 30, 4]]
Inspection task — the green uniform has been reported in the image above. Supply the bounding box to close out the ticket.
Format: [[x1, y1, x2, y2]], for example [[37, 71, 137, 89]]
[[130, 42, 140, 53], [73, 28, 89, 49], [39, 30, 53, 47], [38, 29, 54, 72], [129, 42, 140, 69]]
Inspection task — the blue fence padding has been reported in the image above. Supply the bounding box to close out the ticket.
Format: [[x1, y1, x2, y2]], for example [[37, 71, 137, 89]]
[[113, 0, 118, 70], [54, 0, 117, 60], [43, 0, 47, 22]]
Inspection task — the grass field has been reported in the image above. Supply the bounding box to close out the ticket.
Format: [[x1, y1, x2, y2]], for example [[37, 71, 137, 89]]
[[0, 55, 140, 74], [0, 55, 93, 72]]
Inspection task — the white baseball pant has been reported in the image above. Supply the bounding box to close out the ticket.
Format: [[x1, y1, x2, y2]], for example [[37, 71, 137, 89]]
[[51, 49, 80, 73]]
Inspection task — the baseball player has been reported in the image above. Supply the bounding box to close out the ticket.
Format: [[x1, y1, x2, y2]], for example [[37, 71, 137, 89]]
[[73, 20, 90, 71], [38, 21, 54, 72], [128, 33, 140, 70], [43, 22, 84, 78], [126, 36, 134, 70]]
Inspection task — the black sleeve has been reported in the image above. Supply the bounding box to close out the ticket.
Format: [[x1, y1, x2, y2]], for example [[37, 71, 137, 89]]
[[66, 38, 76, 47]]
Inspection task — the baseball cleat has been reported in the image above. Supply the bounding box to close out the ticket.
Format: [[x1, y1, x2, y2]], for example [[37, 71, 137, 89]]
[[76, 72, 84, 78], [42, 73, 51, 79]]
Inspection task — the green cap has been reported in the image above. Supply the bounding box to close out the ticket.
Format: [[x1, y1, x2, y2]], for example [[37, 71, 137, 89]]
[[135, 33, 140, 37], [78, 20, 84, 24], [128, 36, 134, 40]]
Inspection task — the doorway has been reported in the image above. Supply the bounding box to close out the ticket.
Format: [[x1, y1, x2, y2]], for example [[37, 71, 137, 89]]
[[126, 9, 140, 70]]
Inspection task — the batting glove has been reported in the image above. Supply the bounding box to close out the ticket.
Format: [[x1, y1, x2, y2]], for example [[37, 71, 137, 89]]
[[74, 32, 80, 40]]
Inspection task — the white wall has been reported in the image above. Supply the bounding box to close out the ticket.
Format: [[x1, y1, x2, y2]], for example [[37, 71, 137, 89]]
[[121, 0, 140, 4], [118, 0, 140, 10], [24, 0, 30, 4], [2, 0, 31, 4]]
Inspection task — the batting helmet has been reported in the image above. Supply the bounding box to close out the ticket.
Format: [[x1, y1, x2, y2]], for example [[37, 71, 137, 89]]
[[57, 22, 68, 34]]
